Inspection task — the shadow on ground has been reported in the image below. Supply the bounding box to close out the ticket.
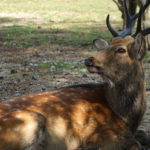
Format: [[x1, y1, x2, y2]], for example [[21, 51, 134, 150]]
[[0, 16, 123, 50]]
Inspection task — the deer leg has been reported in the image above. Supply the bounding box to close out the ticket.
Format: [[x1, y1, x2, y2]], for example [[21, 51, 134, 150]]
[[134, 130, 150, 150], [128, 0, 137, 16], [144, 8, 150, 50], [0, 110, 46, 150], [126, 139, 142, 150], [127, 0, 137, 28], [143, 12, 150, 50], [122, 0, 137, 30], [139, 0, 150, 50], [134, 130, 149, 146]]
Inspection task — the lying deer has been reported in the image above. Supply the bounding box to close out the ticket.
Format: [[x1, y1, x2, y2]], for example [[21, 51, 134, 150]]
[[0, 0, 150, 150]]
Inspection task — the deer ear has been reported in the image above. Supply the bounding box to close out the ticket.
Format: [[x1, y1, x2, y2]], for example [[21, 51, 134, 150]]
[[93, 39, 108, 49], [134, 33, 146, 60]]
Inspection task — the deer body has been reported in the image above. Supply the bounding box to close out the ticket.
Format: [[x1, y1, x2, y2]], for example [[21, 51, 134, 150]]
[[0, 84, 129, 150], [0, 35, 147, 150], [0, 84, 143, 150]]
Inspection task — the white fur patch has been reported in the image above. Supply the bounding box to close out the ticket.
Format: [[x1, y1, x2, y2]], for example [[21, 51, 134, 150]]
[[52, 117, 67, 138]]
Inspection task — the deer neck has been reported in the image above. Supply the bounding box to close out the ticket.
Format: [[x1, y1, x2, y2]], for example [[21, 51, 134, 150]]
[[106, 64, 146, 133]]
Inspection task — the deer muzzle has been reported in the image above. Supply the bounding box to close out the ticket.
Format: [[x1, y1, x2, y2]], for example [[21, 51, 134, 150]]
[[85, 57, 94, 67], [85, 57, 102, 74]]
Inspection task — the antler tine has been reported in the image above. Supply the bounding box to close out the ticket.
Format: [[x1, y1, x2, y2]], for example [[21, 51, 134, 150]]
[[124, 0, 138, 29], [106, 15, 119, 37], [134, 0, 150, 36], [119, 0, 138, 37], [124, 0, 130, 28], [106, 0, 138, 38]]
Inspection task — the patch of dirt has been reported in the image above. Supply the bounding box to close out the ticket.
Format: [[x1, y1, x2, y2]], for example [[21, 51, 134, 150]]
[[0, 45, 99, 98], [0, 45, 150, 136]]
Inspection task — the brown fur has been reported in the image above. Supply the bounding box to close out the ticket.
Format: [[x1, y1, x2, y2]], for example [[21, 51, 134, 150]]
[[0, 35, 146, 150]]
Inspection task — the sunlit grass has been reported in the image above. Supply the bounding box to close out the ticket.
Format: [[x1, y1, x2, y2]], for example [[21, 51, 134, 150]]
[[0, 0, 122, 49], [144, 52, 150, 63]]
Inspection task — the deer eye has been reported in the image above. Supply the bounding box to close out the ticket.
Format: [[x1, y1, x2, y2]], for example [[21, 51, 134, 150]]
[[116, 48, 126, 53]]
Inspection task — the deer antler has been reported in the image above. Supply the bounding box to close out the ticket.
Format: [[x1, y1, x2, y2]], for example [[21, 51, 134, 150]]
[[133, 0, 150, 36], [106, 0, 150, 37], [106, 0, 138, 37], [106, 15, 119, 37]]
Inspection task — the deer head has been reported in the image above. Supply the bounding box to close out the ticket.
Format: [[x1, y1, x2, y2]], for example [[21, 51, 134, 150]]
[[85, 0, 150, 85], [85, 34, 146, 84]]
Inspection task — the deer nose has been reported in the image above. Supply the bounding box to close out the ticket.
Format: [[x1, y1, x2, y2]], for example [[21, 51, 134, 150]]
[[85, 57, 94, 66]]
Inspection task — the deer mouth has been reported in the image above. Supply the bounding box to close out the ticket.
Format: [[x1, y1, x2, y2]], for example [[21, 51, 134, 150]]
[[85, 59, 114, 85], [85, 57, 103, 74], [86, 66, 102, 73]]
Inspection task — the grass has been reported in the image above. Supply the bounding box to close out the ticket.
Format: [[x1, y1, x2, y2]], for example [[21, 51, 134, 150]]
[[3, 61, 86, 78], [40, 61, 85, 73], [144, 53, 150, 63], [0, 0, 121, 49], [5, 71, 34, 79], [0, 0, 149, 61], [40, 61, 72, 69]]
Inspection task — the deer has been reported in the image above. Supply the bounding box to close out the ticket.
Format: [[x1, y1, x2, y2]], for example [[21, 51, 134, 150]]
[[0, 1, 150, 150]]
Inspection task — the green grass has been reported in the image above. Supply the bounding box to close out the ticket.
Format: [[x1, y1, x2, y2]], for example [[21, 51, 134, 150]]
[[5, 72, 34, 79], [0, 0, 149, 61], [144, 53, 150, 63], [40, 61, 72, 69], [0, 0, 122, 49], [39, 61, 85, 72]]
